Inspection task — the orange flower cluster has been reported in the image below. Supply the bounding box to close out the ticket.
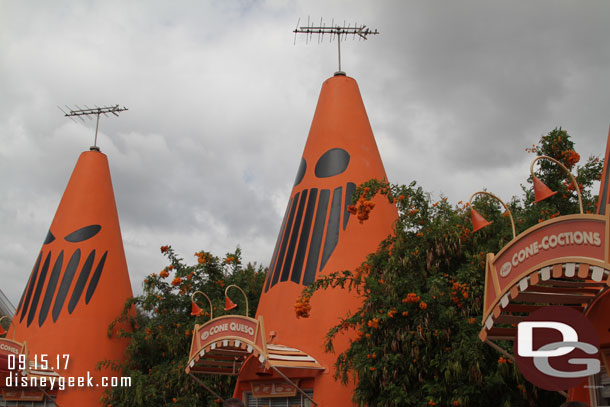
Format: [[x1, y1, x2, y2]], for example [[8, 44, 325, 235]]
[[367, 352, 377, 359], [387, 308, 397, 318], [347, 195, 376, 223], [419, 301, 428, 310], [453, 401, 461, 406], [294, 295, 311, 318], [160, 245, 169, 253], [449, 280, 469, 308], [428, 400, 437, 406], [353, 263, 371, 279], [402, 293, 421, 303], [562, 149, 580, 168], [160, 269, 169, 278], [194, 251, 211, 265], [225, 255, 236, 264], [367, 318, 379, 329], [216, 279, 225, 287], [171, 277, 182, 287], [468, 317, 477, 325], [416, 232, 424, 237], [498, 356, 509, 364]]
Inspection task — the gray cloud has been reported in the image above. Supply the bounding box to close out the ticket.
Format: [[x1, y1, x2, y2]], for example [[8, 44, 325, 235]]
[[1, 0, 609, 306]]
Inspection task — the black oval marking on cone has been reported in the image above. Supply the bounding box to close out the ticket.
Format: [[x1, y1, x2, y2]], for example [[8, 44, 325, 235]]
[[315, 148, 350, 178], [320, 186, 342, 271], [281, 190, 309, 282], [270, 192, 300, 288], [344, 182, 356, 230], [64, 225, 101, 242], [44, 230, 55, 245], [68, 250, 95, 314], [294, 157, 307, 186], [303, 189, 330, 285], [291, 188, 318, 284], [264, 197, 293, 293], [38, 250, 64, 327], [85, 251, 107, 304], [27, 252, 52, 327], [52, 249, 81, 322], [19, 252, 42, 322]]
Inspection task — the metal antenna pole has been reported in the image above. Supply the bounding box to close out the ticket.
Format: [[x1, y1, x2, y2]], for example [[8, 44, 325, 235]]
[[337, 30, 342, 73], [94, 112, 101, 149], [61, 105, 128, 151], [293, 20, 379, 76]]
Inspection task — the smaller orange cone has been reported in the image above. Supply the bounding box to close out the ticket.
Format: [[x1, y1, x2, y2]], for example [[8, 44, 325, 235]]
[[471, 208, 492, 232], [0, 326, 6, 336], [224, 296, 237, 312], [533, 176, 558, 203], [191, 301, 204, 317]]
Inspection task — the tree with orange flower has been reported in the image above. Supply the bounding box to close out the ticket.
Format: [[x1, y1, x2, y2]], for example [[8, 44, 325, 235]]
[[297, 129, 601, 406], [101, 246, 265, 407]]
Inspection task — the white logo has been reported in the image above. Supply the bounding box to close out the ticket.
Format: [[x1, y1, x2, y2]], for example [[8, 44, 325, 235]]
[[500, 262, 511, 277], [517, 321, 599, 378]]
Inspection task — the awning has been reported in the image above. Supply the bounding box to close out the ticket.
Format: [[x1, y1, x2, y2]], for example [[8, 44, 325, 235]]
[[265, 344, 324, 370], [479, 213, 610, 345], [185, 315, 323, 375]]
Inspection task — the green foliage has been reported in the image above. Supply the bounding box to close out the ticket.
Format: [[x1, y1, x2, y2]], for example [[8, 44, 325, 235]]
[[300, 128, 603, 406], [101, 247, 266, 407]]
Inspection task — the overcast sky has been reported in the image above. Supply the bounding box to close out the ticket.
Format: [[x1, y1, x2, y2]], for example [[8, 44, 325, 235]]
[[2, 0, 609, 306]]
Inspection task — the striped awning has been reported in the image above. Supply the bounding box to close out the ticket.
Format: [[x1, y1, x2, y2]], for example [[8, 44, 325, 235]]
[[481, 261, 610, 342], [25, 361, 62, 380], [265, 344, 324, 370], [185, 315, 324, 376]]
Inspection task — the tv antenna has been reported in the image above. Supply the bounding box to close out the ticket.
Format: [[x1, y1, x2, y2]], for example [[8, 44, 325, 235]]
[[58, 104, 128, 151], [293, 18, 379, 76]]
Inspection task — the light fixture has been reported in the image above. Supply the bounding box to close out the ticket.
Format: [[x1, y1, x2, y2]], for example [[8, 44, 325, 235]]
[[530, 155, 583, 214], [468, 191, 516, 239], [191, 291, 213, 321], [224, 285, 249, 316]]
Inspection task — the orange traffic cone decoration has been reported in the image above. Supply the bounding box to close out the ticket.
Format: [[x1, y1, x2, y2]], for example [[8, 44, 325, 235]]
[[471, 208, 492, 232], [0, 326, 6, 336], [224, 296, 238, 311], [533, 176, 558, 203], [191, 301, 204, 317], [9, 150, 133, 406], [235, 74, 398, 405]]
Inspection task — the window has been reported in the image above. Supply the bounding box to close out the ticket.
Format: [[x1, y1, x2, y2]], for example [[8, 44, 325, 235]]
[[244, 390, 314, 407]]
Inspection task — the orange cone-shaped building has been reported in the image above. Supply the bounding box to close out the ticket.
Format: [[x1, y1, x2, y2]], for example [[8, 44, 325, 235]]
[[8, 149, 133, 406], [233, 74, 398, 405]]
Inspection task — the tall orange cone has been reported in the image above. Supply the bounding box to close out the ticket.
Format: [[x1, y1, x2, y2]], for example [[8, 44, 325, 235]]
[[9, 149, 133, 406], [234, 74, 397, 405]]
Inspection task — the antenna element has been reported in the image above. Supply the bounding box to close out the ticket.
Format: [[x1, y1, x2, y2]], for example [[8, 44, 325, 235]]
[[293, 19, 379, 75], [59, 105, 128, 151]]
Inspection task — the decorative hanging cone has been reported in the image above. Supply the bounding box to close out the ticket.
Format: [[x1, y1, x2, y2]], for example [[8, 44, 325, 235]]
[[191, 301, 204, 317], [8, 150, 133, 406], [533, 176, 558, 203], [471, 208, 493, 232], [0, 326, 6, 336], [235, 75, 398, 405], [224, 296, 238, 311]]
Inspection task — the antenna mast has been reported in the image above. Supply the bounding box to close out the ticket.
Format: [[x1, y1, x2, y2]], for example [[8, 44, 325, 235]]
[[293, 18, 379, 75], [58, 104, 128, 151]]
